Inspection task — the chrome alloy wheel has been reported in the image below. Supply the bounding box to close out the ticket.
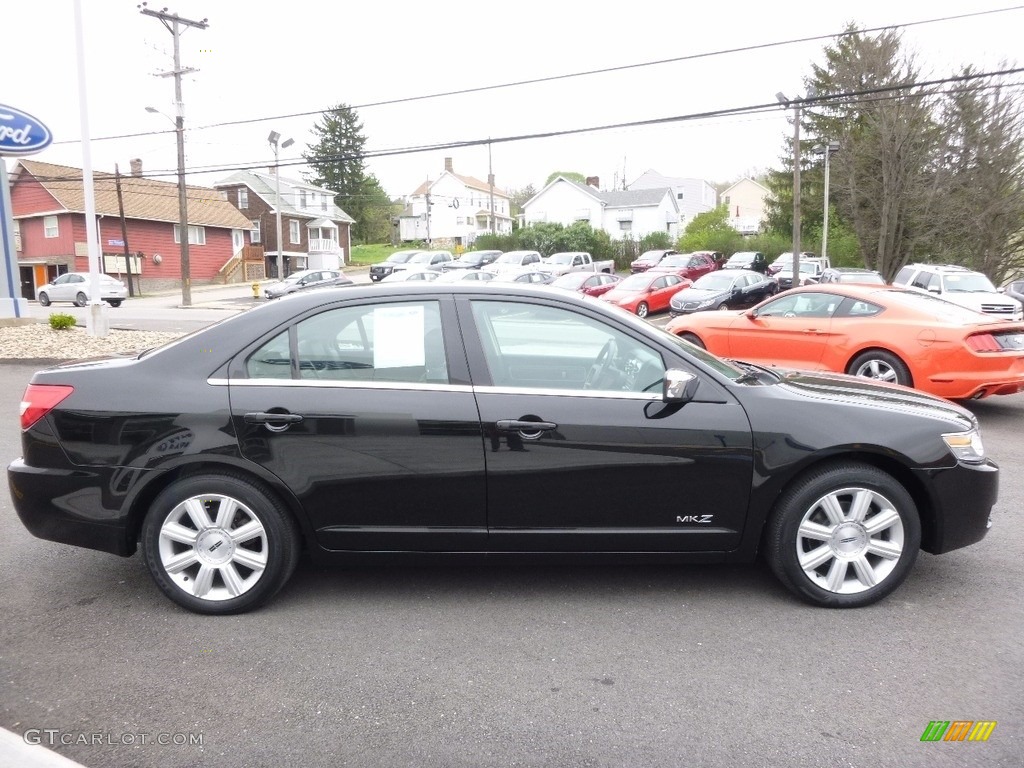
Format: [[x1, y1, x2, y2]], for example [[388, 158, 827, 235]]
[[157, 494, 269, 601], [795, 486, 905, 594], [852, 358, 899, 384]]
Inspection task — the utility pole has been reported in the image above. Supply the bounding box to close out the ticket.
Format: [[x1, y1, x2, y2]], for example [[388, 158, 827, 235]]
[[425, 192, 432, 246], [139, 2, 208, 307], [488, 140, 496, 235], [114, 164, 135, 297]]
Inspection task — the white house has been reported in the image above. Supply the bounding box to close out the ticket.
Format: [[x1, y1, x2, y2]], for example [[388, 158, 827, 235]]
[[399, 158, 512, 246], [721, 178, 771, 235], [522, 177, 680, 241], [628, 169, 717, 228]]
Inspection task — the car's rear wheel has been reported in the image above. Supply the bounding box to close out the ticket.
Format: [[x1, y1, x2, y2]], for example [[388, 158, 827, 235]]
[[848, 350, 912, 387], [764, 462, 921, 608], [716, 302, 729, 310], [38, 292, 51, 307], [635, 302, 649, 318], [141, 473, 300, 615], [107, 300, 122, 308], [74, 292, 87, 307], [678, 332, 705, 349]]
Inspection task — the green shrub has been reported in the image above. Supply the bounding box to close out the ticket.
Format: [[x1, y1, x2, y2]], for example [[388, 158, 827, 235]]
[[48, 313, 77, 330]]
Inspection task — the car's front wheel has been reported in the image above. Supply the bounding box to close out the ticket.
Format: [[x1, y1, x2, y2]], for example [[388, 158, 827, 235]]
[[38, 292, 51, 307], [764, 462, 921, 608], [141, 473, 301, 614]]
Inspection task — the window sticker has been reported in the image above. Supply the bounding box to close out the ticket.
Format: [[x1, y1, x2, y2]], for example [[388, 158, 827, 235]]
[[373, 305, 425, 367]]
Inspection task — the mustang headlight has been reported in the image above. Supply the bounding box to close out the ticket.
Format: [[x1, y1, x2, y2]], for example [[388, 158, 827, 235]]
[[942, 429, 986, 463]]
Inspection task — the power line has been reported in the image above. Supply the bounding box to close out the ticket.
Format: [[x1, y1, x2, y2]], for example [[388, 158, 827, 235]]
[[49, 4, 1024, 147]]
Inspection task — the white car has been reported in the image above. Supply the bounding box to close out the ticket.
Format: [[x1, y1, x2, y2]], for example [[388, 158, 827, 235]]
[[433, 270, 496, 283], [36, 272, 129, 308], [892, 263, 1023, 320], [482, 250, 544, 275]]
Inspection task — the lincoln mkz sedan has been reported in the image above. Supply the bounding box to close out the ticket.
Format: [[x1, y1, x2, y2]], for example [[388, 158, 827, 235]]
[[9, 284, 997, 614]]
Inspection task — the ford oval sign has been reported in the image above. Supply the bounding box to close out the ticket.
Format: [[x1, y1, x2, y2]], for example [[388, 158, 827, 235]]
[[0, 104, 53, 156]]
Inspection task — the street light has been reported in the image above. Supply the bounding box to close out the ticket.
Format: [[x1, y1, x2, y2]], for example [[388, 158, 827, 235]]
[[813, 141, 841, 263], [146, 104, 191, 306], [268, 131, 294, 280], [777, 88, 815, 286]]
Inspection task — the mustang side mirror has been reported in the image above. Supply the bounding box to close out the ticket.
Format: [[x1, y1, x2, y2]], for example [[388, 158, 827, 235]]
[[663, 369, 699, 402]]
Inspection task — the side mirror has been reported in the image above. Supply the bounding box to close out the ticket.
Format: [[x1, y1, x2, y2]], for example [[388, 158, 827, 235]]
[[663, 369, 699, 402]]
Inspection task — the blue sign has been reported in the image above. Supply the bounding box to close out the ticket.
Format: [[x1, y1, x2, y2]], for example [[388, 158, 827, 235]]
[[0, 104, 52, 156]]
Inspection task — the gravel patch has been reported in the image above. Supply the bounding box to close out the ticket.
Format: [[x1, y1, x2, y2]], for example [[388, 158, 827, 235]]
[[0, 323, 183, 361]]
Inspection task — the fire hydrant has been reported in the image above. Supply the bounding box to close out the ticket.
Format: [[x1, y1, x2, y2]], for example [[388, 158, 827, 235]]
[[252, 282, 260, 300]]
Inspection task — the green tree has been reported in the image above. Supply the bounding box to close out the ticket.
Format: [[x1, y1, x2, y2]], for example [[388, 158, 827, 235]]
[[545, 171, 587, 186], [303, 103, 383, 244], [677, 206, 746, 254]]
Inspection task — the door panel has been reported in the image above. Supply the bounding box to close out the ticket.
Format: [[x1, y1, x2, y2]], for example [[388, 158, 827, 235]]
[[461, 297, 753, 552]]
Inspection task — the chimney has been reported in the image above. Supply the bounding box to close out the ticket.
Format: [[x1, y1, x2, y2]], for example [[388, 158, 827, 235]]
[[586, 176, 600, 189], [444, 157, 454, 173], [130, 158, 143, 177]]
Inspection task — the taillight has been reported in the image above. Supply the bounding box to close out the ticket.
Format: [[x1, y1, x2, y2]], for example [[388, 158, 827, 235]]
[[20, 384, 74, 430]]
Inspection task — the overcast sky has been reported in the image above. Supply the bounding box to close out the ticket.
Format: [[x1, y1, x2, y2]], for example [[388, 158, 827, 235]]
[[3, 1, 1022, 201]]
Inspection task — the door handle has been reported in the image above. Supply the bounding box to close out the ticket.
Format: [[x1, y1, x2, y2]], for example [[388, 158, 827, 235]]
[[496, 419, 557, 432], [244, 412, 304, 424]]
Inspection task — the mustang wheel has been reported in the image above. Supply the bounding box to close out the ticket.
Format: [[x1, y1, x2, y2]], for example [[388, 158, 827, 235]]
[[678, 332, 705, 350], [75, 292, 88, 307], [764, 462, 921, 608], [38, 292, 51, 307], [141, 474, 300, 614], [848, 350, 912, 387]]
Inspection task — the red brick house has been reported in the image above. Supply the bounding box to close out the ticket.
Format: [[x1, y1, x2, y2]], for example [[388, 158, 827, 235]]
[[214, 170, 354, 278], [9, 158, 254, 297]]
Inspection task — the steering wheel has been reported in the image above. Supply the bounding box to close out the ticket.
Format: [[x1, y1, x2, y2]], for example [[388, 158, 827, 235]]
[[584, 338, 618, 389]]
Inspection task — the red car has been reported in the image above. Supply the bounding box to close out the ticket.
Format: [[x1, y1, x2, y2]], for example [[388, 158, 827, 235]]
[[630, 249, 678, 274], [600, 272, 692, 317], [550, 271, 622, 297], [647, 251, 718, 282]]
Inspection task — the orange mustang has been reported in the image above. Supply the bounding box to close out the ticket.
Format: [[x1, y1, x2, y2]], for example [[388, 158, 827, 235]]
[[664, 284, 1024, 400]]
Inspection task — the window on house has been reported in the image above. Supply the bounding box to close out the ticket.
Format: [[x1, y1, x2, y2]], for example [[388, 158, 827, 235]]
[[321, 197, 328, 211], [724, 196, 731, 206], [251, 219, 261, 243], [44, 215, 59, 238], [299, 190, 307, 208], [238, 189, 249, 208], [619, 221, 633, 232], [677, 192, 684, 200], [173, 225, 207, 245], [290, 220, 300, 244]]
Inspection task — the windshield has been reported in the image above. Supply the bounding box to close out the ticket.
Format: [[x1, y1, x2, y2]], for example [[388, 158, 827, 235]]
[[548, 253, 578, 264], [941, 272, 997, 292], [659, 254, 689, 267], [409, 252, 439, 264], [384, 252, 417, 264], [552, 273, 591, 289], [495, 252, 531, 264], [617, 274, 656, 291], [692, 273, 738, 291], [458, 253, 487, 264]]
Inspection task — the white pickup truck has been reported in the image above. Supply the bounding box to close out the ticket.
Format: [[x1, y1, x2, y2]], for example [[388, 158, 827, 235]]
[[539, 251, 615, 278]]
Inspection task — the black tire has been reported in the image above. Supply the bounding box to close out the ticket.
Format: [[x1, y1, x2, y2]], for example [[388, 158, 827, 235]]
[[141, 473, 301, 615], [635, 302, 649, 318], [74, 292, 87, 307], [847, 350, 912, 387], [716, 302, 729, 310], [678, 332, 705, 350], [107, 300, 122, 308], [764, 462, 921, 608], [38, 292, 51, 307]]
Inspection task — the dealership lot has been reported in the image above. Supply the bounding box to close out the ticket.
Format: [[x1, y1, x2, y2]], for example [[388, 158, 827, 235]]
[[1, 363, 1022, 767]]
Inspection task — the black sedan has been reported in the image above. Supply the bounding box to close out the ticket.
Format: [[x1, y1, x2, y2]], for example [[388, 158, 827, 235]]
[[9, 283, 997, 614], [669, 269, 778, 315], [443, 250, 503, 271]]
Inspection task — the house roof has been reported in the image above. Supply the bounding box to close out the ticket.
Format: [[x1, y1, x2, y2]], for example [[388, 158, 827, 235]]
[[13, 159, 252, 229], [721, 177, 771, 195], [628, 169, 714, 190], [524, 176, 677, 213], [215, 170, 355, 224], [411, 170, 510, 198]]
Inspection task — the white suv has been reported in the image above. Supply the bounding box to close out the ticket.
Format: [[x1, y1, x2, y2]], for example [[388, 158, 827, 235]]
[[892, 264, 1023, 320]]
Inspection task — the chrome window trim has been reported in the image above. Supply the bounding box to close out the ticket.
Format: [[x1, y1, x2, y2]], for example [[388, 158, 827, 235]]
[[471, 385, 661, 401], [208, 377, 473, 394]]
